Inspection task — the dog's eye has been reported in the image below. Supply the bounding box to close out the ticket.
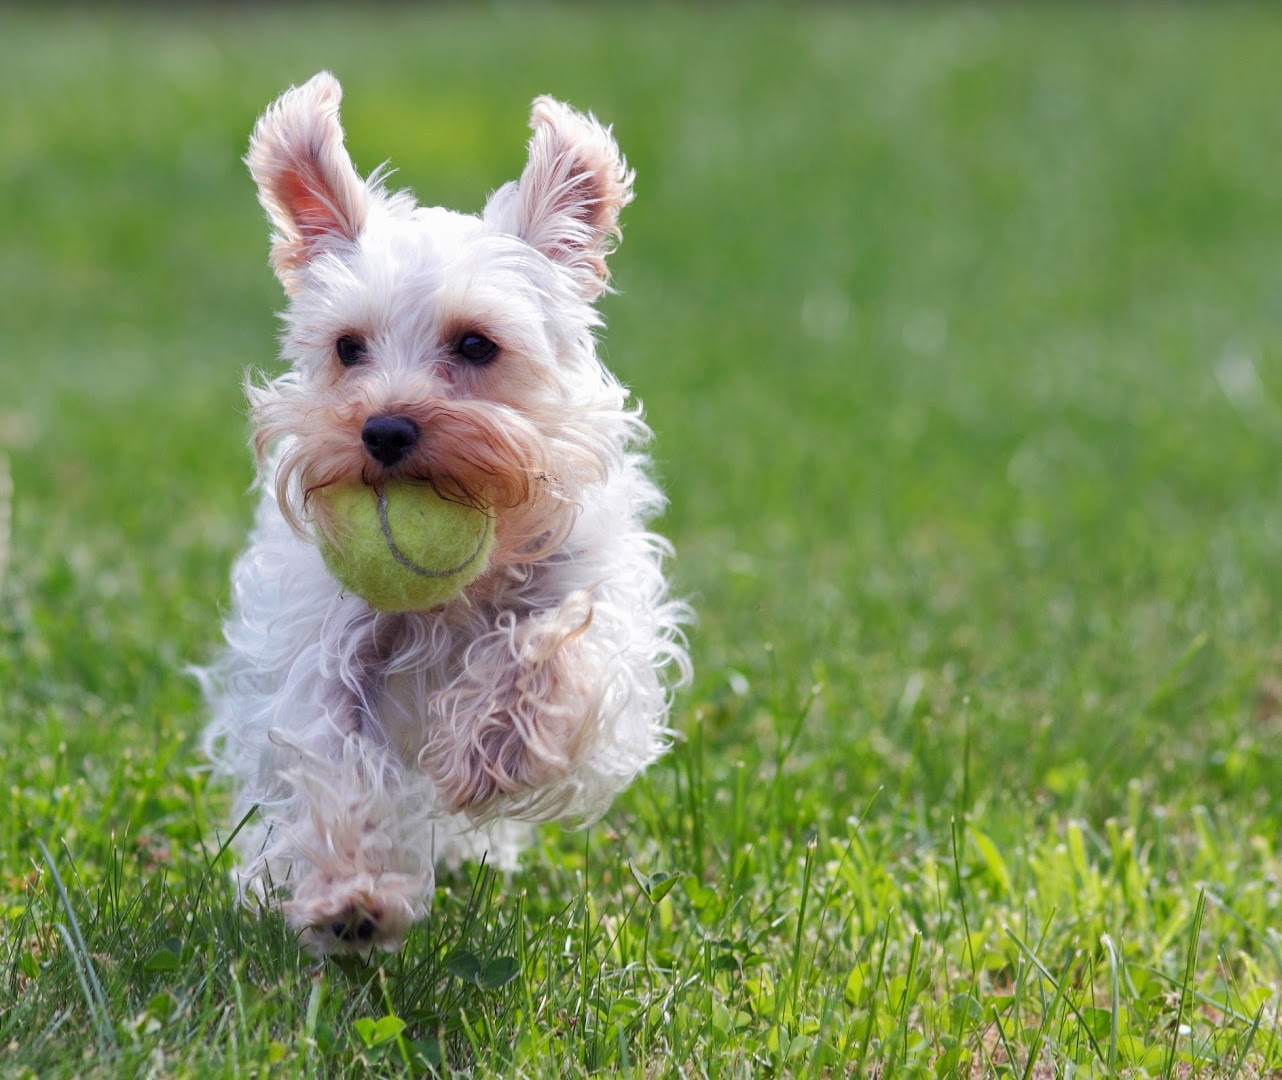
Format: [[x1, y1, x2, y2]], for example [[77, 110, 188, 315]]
[[456, 333, 498, 365], [335, 335, 367, 367]]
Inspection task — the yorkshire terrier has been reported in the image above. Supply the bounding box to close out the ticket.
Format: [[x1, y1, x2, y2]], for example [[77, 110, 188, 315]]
[[201, 72, 689, 954]]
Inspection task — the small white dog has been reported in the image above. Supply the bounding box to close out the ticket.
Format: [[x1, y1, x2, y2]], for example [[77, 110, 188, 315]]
[[201, 72, 689, 954]]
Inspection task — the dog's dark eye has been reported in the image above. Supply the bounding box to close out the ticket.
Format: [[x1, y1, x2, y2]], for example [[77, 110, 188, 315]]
[[456, 333, 498, 365], [335, 335, 367, 367]]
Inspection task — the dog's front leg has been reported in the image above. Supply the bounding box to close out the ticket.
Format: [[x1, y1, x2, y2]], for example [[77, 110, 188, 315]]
[[242, 693, 432, 954], [427, 590, 610, 816]]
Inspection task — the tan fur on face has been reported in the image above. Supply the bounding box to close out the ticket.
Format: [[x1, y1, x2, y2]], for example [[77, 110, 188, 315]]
[[248, 378, 586, 563]]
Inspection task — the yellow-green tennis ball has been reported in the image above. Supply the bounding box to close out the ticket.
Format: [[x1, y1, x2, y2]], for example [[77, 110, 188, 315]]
[[315, 483, 496, 612]]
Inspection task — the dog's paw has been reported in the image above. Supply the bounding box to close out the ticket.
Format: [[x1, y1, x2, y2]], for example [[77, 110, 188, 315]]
[[285, 871, 425, 955]]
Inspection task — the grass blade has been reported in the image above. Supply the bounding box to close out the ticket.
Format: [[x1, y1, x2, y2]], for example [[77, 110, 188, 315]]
[[38, 840, 117, 1052]]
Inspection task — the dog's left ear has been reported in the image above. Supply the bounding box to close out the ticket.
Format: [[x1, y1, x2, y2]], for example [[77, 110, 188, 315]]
[[486, 97, 634, 301], [246, 72, 369, 293]]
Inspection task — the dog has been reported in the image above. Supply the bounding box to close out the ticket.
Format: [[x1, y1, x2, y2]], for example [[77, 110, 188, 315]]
[[200, 72, 689, 954]]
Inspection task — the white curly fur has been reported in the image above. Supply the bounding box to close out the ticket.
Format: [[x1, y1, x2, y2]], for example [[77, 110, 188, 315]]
[[198, 73, 690, 954]]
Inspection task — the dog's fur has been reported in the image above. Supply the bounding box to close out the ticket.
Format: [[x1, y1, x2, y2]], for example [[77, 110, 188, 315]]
[[199, 73, 689, 953]]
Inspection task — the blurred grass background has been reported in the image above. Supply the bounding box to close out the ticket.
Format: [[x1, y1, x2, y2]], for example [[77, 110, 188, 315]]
[[5, 5, 1282, 1074]]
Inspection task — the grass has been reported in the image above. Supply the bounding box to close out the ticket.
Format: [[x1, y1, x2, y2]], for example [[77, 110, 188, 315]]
[[5, 4, 1282, 1075]]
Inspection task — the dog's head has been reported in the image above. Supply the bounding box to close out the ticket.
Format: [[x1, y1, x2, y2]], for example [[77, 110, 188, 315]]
[[245, 72, 637, 570]]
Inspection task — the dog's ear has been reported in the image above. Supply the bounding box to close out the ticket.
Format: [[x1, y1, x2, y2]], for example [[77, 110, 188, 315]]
[[246, 72, 368, 292], [486, 97, 634, 301]]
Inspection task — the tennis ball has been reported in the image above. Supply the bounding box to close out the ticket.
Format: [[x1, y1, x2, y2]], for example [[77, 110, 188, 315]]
[[315, 483, 496, 612]]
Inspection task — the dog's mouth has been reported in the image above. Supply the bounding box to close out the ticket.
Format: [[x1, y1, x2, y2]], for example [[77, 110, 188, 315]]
[[362, 468, 492, 512], [254, 387, 587, 564]]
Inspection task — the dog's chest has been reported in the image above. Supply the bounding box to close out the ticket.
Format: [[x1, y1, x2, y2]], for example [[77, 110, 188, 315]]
[[376, 667, 445, 766]]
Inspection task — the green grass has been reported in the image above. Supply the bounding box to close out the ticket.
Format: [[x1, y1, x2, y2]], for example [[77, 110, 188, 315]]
[[5, 5, 1282, 1075]]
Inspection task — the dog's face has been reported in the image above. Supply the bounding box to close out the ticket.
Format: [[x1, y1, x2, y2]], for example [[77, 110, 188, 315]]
[[245, 73, 635, 566]]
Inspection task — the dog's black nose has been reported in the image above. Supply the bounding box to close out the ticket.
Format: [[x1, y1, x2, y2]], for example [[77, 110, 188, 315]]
[[361, 415, 419, 468]]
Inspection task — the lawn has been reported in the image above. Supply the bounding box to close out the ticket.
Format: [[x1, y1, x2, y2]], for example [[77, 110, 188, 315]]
[[5, 5, 1282, 1076]]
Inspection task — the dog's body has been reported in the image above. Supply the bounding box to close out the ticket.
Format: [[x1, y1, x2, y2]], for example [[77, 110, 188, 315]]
[[200, 73, 688, 953]]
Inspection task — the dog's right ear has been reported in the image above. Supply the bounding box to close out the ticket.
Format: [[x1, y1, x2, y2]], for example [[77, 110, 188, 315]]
[[483, 97, 634, 302], [246, 72, 368, 293]]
